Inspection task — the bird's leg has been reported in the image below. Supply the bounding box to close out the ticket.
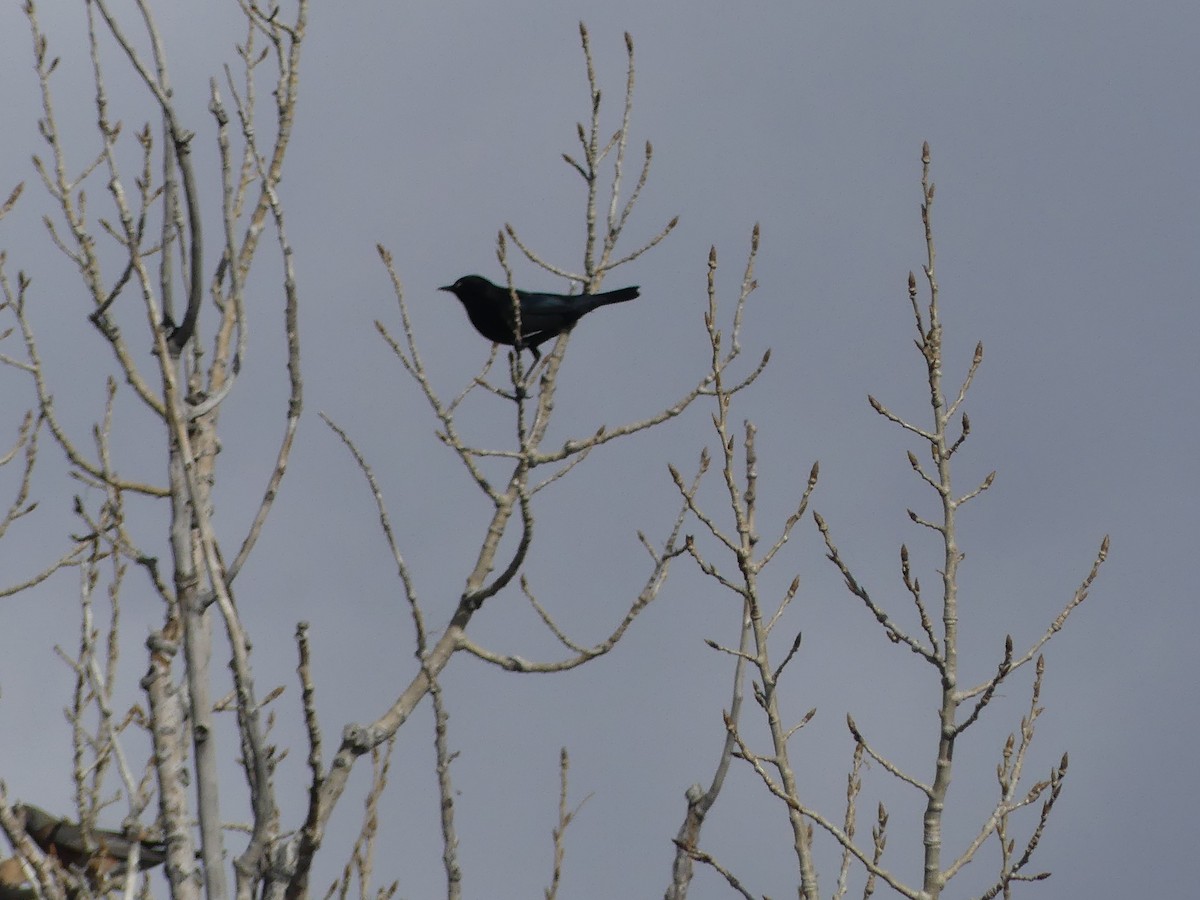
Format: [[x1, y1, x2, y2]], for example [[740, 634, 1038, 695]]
[[517, 346, 550, 399], [506, 347, 530, 401]]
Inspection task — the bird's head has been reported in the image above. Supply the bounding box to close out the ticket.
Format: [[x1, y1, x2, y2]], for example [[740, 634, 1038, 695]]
[[10, 804, 55, 838], [438, 275, 493, 300]]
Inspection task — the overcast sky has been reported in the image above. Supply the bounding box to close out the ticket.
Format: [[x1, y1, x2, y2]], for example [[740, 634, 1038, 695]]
[[1, 2, 1197, 898]]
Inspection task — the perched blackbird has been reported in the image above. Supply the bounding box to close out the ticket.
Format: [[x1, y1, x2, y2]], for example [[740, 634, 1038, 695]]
[[7, 804, 166, 883], [439, 274, 640, 361]]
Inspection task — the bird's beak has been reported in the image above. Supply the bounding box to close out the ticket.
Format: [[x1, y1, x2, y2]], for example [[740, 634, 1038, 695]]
[[438, 285, 453, 292]]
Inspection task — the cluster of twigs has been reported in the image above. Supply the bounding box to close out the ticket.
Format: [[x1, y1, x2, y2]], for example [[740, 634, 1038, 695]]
[[663, 143, 1108, 900], [324, 24, 767, 897], [0, 5, 1105, 899], [3, 1, 311, 898]]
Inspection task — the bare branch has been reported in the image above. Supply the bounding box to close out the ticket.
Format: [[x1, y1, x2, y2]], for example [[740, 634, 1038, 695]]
[[814, 512, 939, 666], [960, 535, 1109, 700], [319, 414, 426, 650], [428, 674, 461, 900], [544, 749, 590, 900], [670, 841, 757, 900], [846, 716, 931, 796]]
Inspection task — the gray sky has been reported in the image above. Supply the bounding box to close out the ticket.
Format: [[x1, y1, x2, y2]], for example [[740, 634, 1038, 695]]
[[1, 1, 1197, 897]]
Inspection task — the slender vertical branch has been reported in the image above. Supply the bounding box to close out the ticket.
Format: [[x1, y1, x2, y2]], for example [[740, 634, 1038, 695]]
[[913, 139, 959, 897], [544, 750, 590, 900], [429, 675, 461, 900], [806, 143, 1104, 898]]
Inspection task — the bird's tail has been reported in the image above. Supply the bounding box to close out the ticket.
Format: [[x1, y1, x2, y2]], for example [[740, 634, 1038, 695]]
[[582, 285, 640, 311]]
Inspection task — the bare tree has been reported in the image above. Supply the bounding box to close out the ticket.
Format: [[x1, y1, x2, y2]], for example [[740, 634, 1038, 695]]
[[663, 144, 1107, 899], [323, 21, 763, 898], [0, 5, 1103, 900], [4, 1, 306, 898], [0, 7, 759, 899]]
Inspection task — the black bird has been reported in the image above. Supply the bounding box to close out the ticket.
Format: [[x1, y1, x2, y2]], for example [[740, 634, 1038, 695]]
[[439, 275, 640, 361]]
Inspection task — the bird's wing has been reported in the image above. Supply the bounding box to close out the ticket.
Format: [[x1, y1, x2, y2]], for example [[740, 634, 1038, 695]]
[[516, 292, 578, 330], [20, 807, 165, 876]]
